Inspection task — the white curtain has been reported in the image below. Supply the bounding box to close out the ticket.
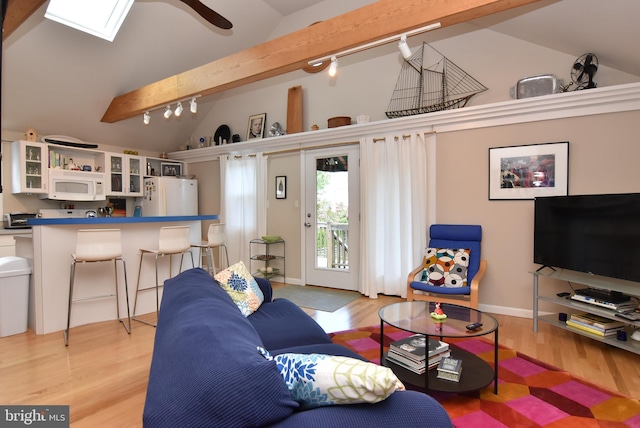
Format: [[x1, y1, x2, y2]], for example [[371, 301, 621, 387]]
[[220, 153, 268, 266], [359, 132, 433, 298]]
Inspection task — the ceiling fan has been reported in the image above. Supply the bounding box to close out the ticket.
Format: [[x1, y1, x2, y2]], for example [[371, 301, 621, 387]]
[[180, 0, 233, 29]]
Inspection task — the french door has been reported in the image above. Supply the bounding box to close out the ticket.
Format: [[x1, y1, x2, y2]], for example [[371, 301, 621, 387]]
[[303, 145, 359, 291]]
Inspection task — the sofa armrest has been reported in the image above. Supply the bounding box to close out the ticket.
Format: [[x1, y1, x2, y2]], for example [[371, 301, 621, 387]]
[[254, 277, 273, 302]]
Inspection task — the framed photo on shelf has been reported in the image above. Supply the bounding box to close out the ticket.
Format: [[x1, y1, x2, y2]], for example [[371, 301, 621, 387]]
[[247, 113, 266, 140], [488, 141, 569, 200], [161, 162, 182, 177], [275, 176, 286, 199]]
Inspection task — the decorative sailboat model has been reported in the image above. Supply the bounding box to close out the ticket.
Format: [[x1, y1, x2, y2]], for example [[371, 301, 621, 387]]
[[386, 43, 487, 118]]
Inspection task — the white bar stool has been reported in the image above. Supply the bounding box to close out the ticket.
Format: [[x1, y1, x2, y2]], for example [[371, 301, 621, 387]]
[[64, 229, 131, 346], [191, 223, 230, 276], [132, 225, 194, 326]]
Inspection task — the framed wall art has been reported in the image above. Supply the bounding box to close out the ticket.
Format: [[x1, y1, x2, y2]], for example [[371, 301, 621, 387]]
[[488, 141, 569, 200], [247, 113, 266, 140], [275, 176, 286, 199]]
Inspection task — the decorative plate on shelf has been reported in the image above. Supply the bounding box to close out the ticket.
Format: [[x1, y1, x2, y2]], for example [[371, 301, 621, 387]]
[[214, 125, 231, 145]]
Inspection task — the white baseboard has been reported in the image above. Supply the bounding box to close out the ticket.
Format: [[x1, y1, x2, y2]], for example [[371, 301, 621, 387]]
[[479, 303, 553, 319]]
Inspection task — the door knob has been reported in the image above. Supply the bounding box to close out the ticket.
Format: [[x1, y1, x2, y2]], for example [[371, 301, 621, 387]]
[[304, 222, 312, 227]]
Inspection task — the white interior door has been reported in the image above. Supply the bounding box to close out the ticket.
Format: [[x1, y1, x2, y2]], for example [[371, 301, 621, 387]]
[[303, 145, 359, 291]]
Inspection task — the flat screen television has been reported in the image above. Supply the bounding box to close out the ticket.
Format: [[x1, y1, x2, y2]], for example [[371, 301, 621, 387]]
[[534, 193, 640, 283]]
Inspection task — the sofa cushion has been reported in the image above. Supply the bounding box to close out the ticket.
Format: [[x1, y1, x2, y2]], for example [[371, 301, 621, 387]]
[[268, 390, 453, 427], [272, 343, 367, 361], [214, 261, 264, 316], [248, 298, 333, 350], [143, 268, 297, 428], [258, 348, 405, 409]]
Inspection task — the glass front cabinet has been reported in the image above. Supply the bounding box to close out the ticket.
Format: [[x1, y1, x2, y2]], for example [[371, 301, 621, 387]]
[[11, 140, 47, 194], [106, 153, 143, 197]]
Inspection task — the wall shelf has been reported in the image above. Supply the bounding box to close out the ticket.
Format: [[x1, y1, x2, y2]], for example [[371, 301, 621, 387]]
[[170, 82, 640, 163]]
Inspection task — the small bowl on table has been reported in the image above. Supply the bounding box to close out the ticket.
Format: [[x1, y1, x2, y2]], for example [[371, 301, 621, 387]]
[[261, 235, 281, 243]]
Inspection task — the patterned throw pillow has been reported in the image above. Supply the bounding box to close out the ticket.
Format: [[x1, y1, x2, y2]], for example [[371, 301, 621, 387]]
[[257, 347, 405, 409], [420, 248, 470, 288], [214, 261, 264, 316]]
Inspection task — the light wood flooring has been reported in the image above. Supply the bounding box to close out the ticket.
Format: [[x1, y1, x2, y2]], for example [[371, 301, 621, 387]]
[[1, 283, 638, 427]]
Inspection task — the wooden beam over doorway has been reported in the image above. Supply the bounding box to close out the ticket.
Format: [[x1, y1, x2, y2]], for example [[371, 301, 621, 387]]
[[101, 0, 542, 123]]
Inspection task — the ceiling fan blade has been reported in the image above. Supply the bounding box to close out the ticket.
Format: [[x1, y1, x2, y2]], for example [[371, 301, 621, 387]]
[[180, 0, 232, 29]]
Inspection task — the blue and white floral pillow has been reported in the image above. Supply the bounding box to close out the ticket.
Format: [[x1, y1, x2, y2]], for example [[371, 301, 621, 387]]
[[214, 261, 264, 316], [257, 347, 405, 408]]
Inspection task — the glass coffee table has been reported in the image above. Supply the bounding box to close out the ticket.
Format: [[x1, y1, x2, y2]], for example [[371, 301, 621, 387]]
[[379, 301, 498, 394]]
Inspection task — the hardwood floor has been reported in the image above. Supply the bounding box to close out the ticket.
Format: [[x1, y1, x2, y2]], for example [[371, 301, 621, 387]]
[[1, 284, 638, 427]]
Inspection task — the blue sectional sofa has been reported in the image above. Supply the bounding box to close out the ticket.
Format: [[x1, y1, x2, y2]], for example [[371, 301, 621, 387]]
[[143, 268, 452, 427]]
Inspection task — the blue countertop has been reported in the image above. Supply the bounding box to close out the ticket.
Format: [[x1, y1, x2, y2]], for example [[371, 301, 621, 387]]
[[28, 214, 218, 226]]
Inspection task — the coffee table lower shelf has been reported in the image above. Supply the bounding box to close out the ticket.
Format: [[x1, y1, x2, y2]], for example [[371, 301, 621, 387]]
[[384, 347, 496, 394]]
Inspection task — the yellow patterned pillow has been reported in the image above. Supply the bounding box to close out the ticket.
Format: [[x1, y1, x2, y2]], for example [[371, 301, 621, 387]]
[[258, 347, 405, 408], [214, 261, 264, 316]]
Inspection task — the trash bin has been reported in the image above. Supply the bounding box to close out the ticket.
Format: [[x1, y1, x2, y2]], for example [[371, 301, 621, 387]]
[[0, 256, 32, 337]]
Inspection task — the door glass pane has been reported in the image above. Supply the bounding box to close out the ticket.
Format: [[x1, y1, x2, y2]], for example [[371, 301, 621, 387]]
[[315, 156, 349, 270]]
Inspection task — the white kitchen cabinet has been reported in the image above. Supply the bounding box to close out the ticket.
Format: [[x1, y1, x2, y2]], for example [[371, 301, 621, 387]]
[[11, 140, 47, 194], [106, 153, 143, 197]]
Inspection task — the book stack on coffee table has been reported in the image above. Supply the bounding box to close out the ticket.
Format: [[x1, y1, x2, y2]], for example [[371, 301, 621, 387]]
[[386, 334, 450, 374], [437, 357, 463, 382]]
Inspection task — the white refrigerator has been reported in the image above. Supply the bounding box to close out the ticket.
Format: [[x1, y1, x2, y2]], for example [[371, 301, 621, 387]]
[[137, 177, 198, 216]]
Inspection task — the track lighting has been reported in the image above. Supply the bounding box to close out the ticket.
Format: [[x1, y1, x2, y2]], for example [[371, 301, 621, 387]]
[[140, 95, 201, 125], [398, 35, 412, 60], [308, 22, 441, 71], [328, 56, 337, 77]]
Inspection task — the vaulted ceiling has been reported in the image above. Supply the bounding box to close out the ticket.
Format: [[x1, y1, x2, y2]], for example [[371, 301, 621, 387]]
[[2, 0, 639, 153]]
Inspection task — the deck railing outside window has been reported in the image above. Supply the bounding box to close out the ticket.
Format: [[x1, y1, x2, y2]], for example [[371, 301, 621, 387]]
[[316, 222, 348, 269]]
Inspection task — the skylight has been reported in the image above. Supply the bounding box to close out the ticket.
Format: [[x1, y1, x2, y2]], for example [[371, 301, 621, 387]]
[[44, 0, 135, 42]]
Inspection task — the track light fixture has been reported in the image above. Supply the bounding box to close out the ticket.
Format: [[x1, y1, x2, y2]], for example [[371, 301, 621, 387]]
[[308, 22, 441, 71], [398, 35, 412, 60], [328, 56, 338, 77], [140, 95, 201, 125]]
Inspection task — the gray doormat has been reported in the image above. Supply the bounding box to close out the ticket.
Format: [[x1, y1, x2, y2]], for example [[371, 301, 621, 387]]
[[272, 285, 361, 312]]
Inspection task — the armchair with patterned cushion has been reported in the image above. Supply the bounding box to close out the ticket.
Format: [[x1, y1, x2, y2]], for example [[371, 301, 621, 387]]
[[407, 224, 486, 309]]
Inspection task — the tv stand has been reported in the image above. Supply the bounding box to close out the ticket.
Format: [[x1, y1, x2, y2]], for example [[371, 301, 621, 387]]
[[532, 268, 640, 355]]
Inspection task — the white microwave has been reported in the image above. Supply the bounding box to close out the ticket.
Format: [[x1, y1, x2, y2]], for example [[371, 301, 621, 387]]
[[42, 169, 106, 201]]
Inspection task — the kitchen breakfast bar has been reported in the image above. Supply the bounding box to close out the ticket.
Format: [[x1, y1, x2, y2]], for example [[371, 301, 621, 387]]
[[16, 215, 218, 335]]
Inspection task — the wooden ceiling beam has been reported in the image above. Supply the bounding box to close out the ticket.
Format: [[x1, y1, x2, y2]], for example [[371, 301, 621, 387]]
[[2, 0, 46, 42], [101, 0, 542, 123]]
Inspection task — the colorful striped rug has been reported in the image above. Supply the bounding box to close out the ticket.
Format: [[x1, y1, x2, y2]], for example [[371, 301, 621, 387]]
[[329, 325, 640, 427]]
